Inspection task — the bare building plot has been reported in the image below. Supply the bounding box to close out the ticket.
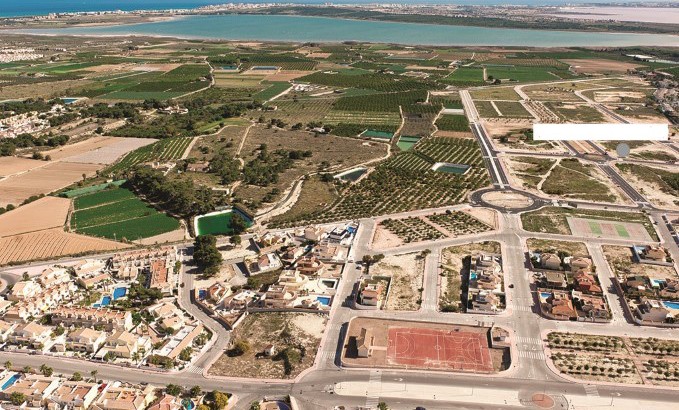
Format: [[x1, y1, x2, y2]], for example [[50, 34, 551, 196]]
[[0, 196, 70, 237], [567, 217, 654, 242], [61, 137, 156, 164], [0, 162, 102, 207]]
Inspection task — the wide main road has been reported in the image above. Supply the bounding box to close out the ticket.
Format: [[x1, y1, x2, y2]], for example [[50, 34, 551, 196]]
[[460, 89, 509, 188]]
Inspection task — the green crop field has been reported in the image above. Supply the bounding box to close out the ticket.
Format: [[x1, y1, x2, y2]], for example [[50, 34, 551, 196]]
[[435, 115, 470, 132], [109, 137, 193, 173], [299, 72, 436, 92], [70, 187, 179, 241], [254, 82, 291, 101], [76, 64, 210, 100], [332, 90, 428, 112]]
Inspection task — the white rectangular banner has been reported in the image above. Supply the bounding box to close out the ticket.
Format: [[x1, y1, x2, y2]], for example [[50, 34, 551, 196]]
[[533, 123, 668, 141]]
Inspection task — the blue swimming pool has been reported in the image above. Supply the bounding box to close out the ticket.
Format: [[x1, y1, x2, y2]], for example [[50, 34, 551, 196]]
[[100, 296, 112, 306], [113, 287, 127, 300], [62, 97, 79, 104], [316, 296, 331, 306], [198, 290, 207, 300], [663, 301, 679, 310], [470, 272, 478, 280], [1, 374, 20, 391], [540, 292, 552, 300]]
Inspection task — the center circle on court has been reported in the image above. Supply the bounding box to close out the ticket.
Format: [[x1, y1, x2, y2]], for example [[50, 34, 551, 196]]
[[531, 393, 555, 409]]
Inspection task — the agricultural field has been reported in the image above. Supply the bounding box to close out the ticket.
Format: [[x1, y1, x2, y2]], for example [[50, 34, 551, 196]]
[[435, 115, 470, 132], [0, 162, 102, 208], [547, 332, 679, 387], [332, 89, 429, 112], [77, 64, 211, 100], [380, 217, 446, 243], [261, 98, 336, 125], [233, 126, 387, 212], [427, 211, 493, 237], [277, 137, 489, 225], [253, 81, 291, 101], [108, 137, 193, 173], [70, 186, 180, 241], [299, 71, 436, 92], [0, 196, 130, 265]]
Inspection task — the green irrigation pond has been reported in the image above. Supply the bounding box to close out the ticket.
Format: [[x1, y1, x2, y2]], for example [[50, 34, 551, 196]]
[[194, 208, 253, 236]]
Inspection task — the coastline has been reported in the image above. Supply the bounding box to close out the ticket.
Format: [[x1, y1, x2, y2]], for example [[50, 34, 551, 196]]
[[3, 14, 679, 48]]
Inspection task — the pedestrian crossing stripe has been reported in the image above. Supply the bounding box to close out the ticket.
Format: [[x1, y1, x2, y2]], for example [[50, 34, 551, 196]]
[[584, 385, 599, 397], [518, 351, 545, 360], [184, 365, 203, 375], [515, 336, 542, 345]]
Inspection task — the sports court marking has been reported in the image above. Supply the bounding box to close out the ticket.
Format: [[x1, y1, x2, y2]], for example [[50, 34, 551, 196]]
[[567, 217, 651, 242], [386, 327, 493, 372]]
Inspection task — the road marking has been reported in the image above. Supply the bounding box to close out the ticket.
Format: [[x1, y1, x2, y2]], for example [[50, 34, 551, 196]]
[[584, 384, 599, 397], [319, 351, 335, 361], [515, 336, 542, 345], [366, 370, 381, 407], [518, 351, 545, 360], [184, 365, 203, 375]]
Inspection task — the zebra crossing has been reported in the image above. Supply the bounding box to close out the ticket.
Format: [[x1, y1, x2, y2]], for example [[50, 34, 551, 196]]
[[515, 336, 542, 345], [511, 304, 533, 312], [317, 350, 335, 361], [365, 370, 381, 408], [584, 384, 599, 397], [518, 350, 545, 360], [184, 365, 203, 375]]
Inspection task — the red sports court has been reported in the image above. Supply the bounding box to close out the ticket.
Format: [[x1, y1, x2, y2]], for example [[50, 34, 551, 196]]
[[386, 327, 493, 372]]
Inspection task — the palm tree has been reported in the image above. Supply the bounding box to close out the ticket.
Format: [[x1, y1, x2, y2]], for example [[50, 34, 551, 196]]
[[90, 370, 98, 382], [39, 364, 48, 374], [132, 352, 140, 364], [4, 361, 11, 370]]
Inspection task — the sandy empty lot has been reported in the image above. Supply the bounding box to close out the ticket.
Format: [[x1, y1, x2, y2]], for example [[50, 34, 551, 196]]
[[0, 196, 70, 237], [0, 162, 102, 207], [0, 157, 45, 177], [62, 137, 155, 164], [0, 228, 130, 265], [563, 59, 643, 74], [41, 136, 120, 161]]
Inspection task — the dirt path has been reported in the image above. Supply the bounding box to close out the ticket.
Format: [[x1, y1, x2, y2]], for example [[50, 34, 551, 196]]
[[536, 158, 561, 191]]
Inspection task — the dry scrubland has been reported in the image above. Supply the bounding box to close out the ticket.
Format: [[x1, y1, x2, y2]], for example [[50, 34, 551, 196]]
[[370, 253, 425, 311], [208, 313, 325, 379]]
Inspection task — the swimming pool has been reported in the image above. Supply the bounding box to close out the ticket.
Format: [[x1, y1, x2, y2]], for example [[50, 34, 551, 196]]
[[663, 301, 679, 310], [470, 272, 478, 280], [316, 296, 331, 306], [62, 97, 79, 104], [1, 374, 20, 391], [113, 287, 127, 300], [540, 292, 552, 301]]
